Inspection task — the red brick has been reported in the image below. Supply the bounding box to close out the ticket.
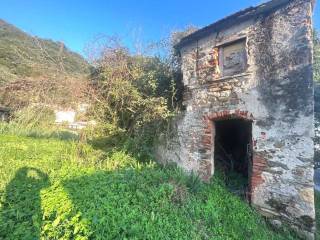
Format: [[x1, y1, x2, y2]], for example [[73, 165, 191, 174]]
[[251, 152, 267, 193]]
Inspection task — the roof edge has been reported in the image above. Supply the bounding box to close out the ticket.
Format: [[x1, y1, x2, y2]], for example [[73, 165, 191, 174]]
[[175, 0, 292, 50]]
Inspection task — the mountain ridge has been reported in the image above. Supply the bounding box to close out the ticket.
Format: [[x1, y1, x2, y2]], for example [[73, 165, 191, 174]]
[[0, 19, 90, 83]]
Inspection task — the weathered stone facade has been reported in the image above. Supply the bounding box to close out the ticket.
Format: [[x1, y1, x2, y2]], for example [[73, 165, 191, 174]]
[[156, 0, 316, 238]]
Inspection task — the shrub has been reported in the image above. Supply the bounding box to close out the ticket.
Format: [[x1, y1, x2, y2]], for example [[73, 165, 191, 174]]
[[89, 44, 174, 132], [13, 105, 55, 128]]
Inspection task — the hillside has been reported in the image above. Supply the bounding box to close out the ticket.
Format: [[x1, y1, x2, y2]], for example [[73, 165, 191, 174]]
[[0, 19, 90, 83]]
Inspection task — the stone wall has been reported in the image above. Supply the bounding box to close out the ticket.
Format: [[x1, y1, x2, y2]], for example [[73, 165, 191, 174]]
[[156, 0, 315, 238]]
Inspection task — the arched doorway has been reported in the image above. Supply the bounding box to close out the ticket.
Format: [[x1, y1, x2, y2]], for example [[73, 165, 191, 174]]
[[213, 118, 252, 200]]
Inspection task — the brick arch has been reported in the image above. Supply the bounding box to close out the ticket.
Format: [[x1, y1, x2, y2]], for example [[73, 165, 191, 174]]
[[204, 110, 255, 122], [198, 110, 255, 182]]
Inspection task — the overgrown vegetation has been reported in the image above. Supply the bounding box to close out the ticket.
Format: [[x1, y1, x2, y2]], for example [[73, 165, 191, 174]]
[[89, 39, 173, 133], [84, 33, 189, 159], [0, 18, 319, 239], [0, 131, 297, 239]]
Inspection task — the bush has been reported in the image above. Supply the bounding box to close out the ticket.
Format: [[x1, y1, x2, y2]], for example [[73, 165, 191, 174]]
[[84, 37, 183, 161], [90, 45, 174, 132], [13, 105, 55, 128]]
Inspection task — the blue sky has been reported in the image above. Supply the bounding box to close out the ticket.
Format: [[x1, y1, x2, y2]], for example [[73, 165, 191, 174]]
[[1, 0, 319, 56]]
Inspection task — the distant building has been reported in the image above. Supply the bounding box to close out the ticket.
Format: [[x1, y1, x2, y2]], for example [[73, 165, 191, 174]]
[[55, 110, 76, 124]]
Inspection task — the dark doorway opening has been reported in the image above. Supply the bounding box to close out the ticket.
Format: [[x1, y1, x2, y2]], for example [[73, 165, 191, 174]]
[[214, 118, 252, 199]]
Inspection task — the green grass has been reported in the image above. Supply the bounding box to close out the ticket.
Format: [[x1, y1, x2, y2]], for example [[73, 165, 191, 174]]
[[0, 133, 298, 239]]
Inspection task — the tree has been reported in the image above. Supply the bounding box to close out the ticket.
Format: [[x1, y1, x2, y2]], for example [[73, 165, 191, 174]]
[[88, 37, 173, 136]]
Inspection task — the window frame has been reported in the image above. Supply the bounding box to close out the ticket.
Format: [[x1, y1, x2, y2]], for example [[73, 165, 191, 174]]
[[217, 38, 248, 77]]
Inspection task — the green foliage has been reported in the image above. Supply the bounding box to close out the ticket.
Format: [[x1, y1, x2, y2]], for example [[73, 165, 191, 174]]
[[0, 107, 79, 141], [91, 46, 173, 131], [88, 39, 179, 160], [87, 30, 202, 159], [13, 105, 55, 128], [0, 132, 297, 239]]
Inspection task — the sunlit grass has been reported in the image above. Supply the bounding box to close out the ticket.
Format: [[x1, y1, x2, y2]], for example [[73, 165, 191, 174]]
[[0, 133, 297, 239]]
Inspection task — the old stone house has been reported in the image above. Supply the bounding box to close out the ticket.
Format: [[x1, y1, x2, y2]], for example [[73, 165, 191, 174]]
[[156, 0, 315, 238]]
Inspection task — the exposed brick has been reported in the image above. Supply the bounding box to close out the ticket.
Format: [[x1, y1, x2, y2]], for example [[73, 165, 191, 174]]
[[251, 152, 267, 191]]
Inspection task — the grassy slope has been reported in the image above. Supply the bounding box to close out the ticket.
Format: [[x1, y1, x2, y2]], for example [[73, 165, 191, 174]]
[[0, 133, 297, 240], [0, 19, 90, 83]]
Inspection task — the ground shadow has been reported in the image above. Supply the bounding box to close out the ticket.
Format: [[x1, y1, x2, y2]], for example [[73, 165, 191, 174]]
[[0, 167, 50, 239], [62, 168, 165, 239]]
